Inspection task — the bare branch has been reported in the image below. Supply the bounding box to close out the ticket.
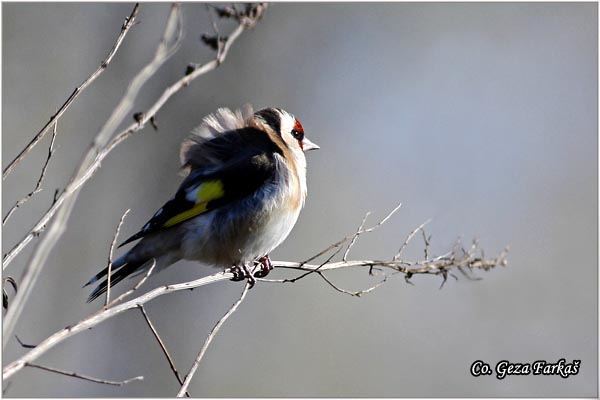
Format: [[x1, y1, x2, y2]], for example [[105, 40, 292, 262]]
[[177, 281, 251, 397], [138, 305, 189, 397], [3, 3, 268, 270], [3, 121, 58, 225], [106, 209, 131, 306], [2, 4, 184, 346], [3, 271, 234, 380], [274, 244, 508, 279], [2, 4, 140, 179], [25, 362, 143, 387]]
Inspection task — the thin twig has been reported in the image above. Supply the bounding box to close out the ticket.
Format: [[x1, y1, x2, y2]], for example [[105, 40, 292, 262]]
[[2, 4, 140, 179], [106, 259, 157, 308], [300, 203, 402, 266], [289, 204, 402, 283], [3, 4, 268, 270], [3, 121, 58, 225], [393, 218, 432, 260], [421, 228, 431, 260], [15, 335, 36, 349], [177, 281, 251, 397], [138, 305, 190, 397], [314, 270, 387, 297], [285, 236, 347, 283], [25, 362, 143, 386], [1, 4, 184, 347], [2, 277, 17, 310], [204, 4, 224, 58], [106, 209, 131, 306], [342, 211, 370, 262]]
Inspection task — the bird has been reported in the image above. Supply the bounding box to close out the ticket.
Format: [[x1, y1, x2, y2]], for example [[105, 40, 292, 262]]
[[85, 106, 319, 302]]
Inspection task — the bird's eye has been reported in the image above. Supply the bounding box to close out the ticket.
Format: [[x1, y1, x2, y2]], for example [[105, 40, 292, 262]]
[[291, 129, 304, 141]]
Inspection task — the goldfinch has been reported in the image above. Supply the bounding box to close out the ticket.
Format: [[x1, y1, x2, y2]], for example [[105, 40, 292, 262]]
[[85, 106, 318, 302]]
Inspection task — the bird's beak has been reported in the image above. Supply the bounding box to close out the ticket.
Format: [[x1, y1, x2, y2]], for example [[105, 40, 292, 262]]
[[302, 137, 320, 152]]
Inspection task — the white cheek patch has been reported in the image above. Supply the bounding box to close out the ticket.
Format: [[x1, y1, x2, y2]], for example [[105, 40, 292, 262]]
[[279, 112, 296, 139]]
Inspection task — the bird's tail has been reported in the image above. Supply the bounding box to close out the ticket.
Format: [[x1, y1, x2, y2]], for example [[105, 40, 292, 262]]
[[84, 254, 152, 303]]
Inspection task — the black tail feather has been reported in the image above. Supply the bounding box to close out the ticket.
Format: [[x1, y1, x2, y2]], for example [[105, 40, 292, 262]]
[[83, 253, 128, 288], [86, 259, 149, 303], [117, 231, 145, 249], [84, 264, 122, 288]]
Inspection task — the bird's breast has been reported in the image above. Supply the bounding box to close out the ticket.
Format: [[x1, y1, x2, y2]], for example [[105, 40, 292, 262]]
[[180, 175, 303, 266]]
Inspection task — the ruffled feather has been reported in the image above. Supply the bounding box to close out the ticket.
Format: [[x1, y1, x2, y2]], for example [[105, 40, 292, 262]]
[[180, 105, 255, 173]]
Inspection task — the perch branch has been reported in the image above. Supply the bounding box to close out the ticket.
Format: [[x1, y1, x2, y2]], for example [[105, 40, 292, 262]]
[[2, 4, 140, 179], [176, 281, 251, 397], [3, 204, 507, 382]]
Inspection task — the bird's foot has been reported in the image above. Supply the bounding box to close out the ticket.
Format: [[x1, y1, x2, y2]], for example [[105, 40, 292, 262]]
[[229, 264, 256, 288], [253, 255, 273, 278], [229, 266, 244, 281]]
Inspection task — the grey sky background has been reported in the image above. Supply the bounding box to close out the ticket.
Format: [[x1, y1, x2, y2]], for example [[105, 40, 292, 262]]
[[2, 2, 597, 397]]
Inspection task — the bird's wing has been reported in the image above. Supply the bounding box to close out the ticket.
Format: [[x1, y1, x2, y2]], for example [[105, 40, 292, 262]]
[[118, 152, 279, 248], [180, 126, 280, 172], [180, 107, 253, 170]]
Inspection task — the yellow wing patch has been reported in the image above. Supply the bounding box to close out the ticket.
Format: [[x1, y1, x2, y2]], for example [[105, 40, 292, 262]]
[[196, 180, 225, 203], [163, 180, 224, 228]]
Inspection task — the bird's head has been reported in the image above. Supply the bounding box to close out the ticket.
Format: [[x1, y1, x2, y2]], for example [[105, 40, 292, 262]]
[[254, 108, 320, 154]]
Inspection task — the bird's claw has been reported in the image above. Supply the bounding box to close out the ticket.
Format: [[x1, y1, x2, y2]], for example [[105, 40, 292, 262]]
[[229, 264, 256, 288], [253, 255, 273, 278], [230, 256, 273, 287]]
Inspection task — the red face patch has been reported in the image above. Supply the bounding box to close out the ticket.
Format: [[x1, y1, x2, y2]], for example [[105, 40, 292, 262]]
[[293, 119, 304, 135], [291, 119, 306, 150]]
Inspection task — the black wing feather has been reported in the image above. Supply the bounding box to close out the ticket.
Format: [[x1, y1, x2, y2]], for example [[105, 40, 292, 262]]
[[118, 150, 281, 247]]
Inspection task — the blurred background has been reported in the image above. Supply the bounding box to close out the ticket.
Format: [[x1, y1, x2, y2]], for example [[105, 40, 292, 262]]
[[2, 2, 597, 397]]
